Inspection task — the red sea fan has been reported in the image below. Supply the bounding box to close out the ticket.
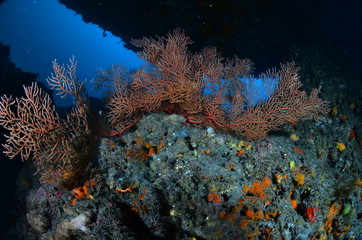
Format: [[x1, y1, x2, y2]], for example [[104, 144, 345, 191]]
[[104, 30, 329, 140]]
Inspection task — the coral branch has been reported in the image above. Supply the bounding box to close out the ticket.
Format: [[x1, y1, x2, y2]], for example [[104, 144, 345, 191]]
[[105, 30, 329, 140], [0, 58, 95, 188], [0, 83, 62, 160]]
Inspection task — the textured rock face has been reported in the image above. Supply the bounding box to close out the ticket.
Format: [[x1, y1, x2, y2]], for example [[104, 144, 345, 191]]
[[27, 212, 51, 234], [48, 211, 93, 240], [30, 210, 93, 240]]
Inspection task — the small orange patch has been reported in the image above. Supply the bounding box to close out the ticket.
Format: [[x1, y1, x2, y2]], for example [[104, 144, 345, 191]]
[[108, 140, 116, 148], [348, 131, 356, 141], [138, 189, 147, 200], [295, 174, 305, 186], [274, 173, 287, 184], [242, 177, 272, 200], [325, 203, 342, 233], [70, 198, 77, 205], [157, 142, 165, 152], [290, 199, 298, 209], [202, 149, 212, 155], [147, 147, 156, 156], [339, 115, 348, 121], [293, 146, 305, 154], [72, 184, 88, 198], [144, 142, 152, 149], [236, 149, 245, 156], [89, 179, 96, 187], [239, 219, 249, 227], [134, 137, 143, 145], [355, 177, 362, 188], [287, 121, 298, 127], [245, 209, 264, 220], [207, 192, 222, 204], [218, 212, 228, 219], [116, 185, 132, 194], [70, 179, 96, 205], [264, 211, 278, 220]]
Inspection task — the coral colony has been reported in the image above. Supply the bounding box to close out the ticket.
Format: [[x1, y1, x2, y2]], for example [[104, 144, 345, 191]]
[[1, 30, 360, 239], [0, 30, 328, 187]]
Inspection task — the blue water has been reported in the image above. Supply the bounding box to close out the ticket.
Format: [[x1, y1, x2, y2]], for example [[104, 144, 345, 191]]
[[0, 0, 142, 106], [0, 0, 275, 107]]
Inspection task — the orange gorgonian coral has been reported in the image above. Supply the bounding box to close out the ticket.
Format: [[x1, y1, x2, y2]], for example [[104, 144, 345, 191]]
[[97, 29, 329, 140]]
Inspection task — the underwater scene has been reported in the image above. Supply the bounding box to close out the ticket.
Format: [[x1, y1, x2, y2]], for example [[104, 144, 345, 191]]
[[0, 0, 361, 239]]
